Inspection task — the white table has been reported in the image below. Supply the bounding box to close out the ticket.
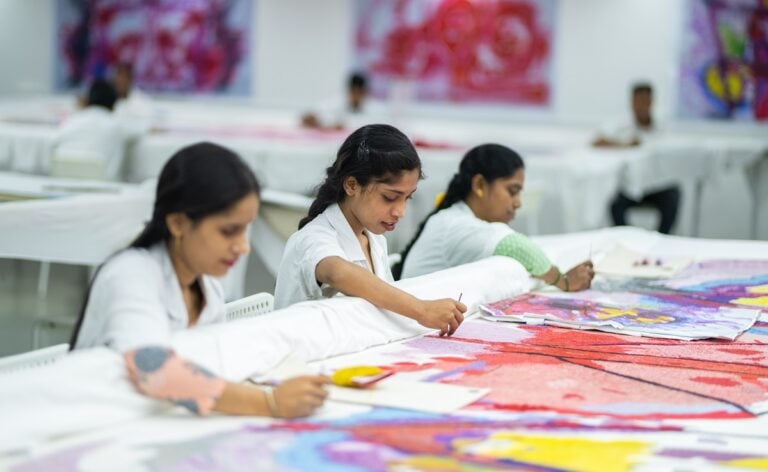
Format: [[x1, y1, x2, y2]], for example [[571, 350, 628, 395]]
[[1, 97, 766, 246]]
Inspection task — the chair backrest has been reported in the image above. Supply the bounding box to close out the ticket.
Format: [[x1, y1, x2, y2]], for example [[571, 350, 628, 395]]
[[225, 292, 275, 321], [0, 343, 69, 375], [50, 149, 109, 180]]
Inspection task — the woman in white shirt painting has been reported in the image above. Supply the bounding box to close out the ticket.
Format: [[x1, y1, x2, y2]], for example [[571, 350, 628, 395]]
[[274, 124, 466, 336], [393, 143, 594, 291], [71, 142, 328, 418]]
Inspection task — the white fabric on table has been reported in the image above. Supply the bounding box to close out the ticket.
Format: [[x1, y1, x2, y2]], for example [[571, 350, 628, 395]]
[[0, 173, 154, 265], [0, 255, 530, 453], [0, 348, 163, 454], [176, 255, 531, 380]]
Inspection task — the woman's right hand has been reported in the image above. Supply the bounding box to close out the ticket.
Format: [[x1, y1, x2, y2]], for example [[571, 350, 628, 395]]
[[565, 261, 595, 291], [272, 375, 330, 418], [415, 299, 467, 337]]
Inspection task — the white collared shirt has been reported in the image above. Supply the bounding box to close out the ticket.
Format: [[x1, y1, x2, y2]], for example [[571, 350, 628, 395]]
[[597, 115, 663, 145], [274, 203, 393, 309], [74, 243, 226, 352], [53, 106, 135, 180], [401, 201, 513, 279]]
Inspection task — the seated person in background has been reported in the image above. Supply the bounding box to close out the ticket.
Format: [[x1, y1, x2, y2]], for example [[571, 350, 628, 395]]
[[593, 82, 681, 234], [112, 62, 155, 133], [300, 72, 384, 130], [393, 144, 594, 291], [53, 79, 140, 180], [274, 124, 466, 336], [71, 142, 328, 418]]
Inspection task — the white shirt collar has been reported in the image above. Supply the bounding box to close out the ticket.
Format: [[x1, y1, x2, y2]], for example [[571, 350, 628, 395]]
[[150, 243, 218, 326], [324, 203, 388, 275]]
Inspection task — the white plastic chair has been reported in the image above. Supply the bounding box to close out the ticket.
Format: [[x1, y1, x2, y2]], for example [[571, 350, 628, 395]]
[[0, 343, 69, 375], [225, 292, 275, 321], [49, 154, 109, 180]]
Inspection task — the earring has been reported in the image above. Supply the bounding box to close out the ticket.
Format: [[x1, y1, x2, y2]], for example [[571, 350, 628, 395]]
[[476, 189, 484, 198]]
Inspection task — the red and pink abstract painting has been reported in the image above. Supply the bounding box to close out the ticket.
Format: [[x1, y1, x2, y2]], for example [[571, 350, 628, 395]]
[[354, 0, 556, 106], [55, 0, 252, 95]]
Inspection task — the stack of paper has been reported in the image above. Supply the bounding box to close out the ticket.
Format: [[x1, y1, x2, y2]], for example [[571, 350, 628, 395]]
[[480, 293, 760, 341]]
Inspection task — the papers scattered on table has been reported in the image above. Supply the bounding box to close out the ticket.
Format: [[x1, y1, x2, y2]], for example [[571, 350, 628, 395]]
[[329, 376, 488, 414], [595, 245, 692, 279], [480, 293, 761, 341], [251, 353, 488, 413]]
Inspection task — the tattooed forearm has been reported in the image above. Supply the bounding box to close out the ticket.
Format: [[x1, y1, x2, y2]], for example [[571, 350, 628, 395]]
[[124, 346, 226, 415]]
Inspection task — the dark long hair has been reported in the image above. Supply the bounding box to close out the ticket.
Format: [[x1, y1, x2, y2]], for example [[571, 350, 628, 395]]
[[69, 142, 260, 348], [299, 124, 423, 229], [392, 143, 524, 280]]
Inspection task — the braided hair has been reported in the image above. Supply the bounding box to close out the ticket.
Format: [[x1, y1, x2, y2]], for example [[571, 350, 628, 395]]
[[299, 124, 423, 229]]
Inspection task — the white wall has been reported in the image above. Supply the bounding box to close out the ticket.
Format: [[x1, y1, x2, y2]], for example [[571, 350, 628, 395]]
[[554, 0, 685, 123], [0, 0, 54, 96], [0, 0, 708, 124], [254, 0, 351, 107]]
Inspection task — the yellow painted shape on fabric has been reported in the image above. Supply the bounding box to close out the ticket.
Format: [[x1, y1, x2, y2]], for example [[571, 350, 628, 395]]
[[634, 315, 675, 324], [594, 307, 638, 320], [747, 284, 768, 295], [732, 296, 768, 308], [330, 365, 384, 387], [453, 432, 649, 472], [726, 457, 768, 469], [389, 455, 495, 471]]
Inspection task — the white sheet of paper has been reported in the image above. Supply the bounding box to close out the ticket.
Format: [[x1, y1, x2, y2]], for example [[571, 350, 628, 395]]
[[328, 376, 489, 414], [595, 245, 692, 278]]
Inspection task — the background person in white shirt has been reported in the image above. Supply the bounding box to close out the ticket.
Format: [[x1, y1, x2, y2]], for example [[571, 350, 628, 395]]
[[300, 72, 385, 130], [71, 142, 328, 418], [593, 83, 681, 234], [53, 79, 136, 180], [112, 62, 155, 135], [274, 124, 466, 336], [394, 144, 594, 291]]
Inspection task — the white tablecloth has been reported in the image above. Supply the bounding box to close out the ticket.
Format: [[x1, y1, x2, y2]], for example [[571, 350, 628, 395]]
[[0, 172, 154, 265]]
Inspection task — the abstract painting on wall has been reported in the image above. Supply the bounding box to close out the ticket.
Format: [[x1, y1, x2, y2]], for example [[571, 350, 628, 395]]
[[679, 0, 768, 121], [55, 0, 252, 95], [353, 0, 556, 106]]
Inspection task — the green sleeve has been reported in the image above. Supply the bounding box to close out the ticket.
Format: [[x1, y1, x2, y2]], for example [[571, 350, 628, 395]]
[[492, 232, 552, 276]]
